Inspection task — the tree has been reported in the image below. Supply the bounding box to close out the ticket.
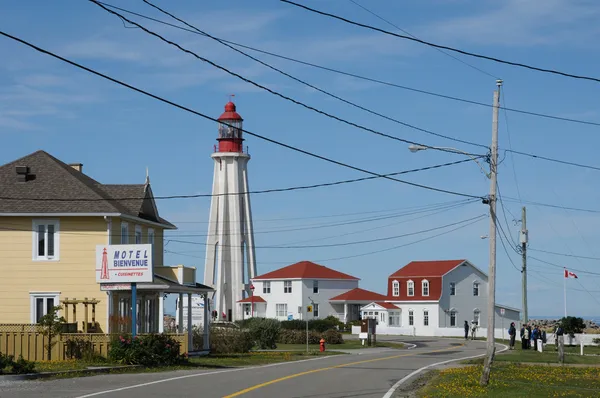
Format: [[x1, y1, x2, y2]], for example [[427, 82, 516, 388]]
[[559, 316, 585, 338], [38, 305, 66, 360]]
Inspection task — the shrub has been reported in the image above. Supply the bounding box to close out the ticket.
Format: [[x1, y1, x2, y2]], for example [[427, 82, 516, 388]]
[[210, 327, 254, 354], [38, 305, 66, 360], [277, 329, 320, 344], [281, 320, 305, 331], [65, 339, 104, 362], [0, 353, 14, 374], [559, 316, 586, 338], [11, 355, 35, 374], [593, 337, 600, 345], [108, 334, 185, 367], [322, 329, 344, 345], [249, 318, 281, 349]]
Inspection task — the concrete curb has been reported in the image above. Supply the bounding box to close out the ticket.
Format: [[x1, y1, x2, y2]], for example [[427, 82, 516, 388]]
[[0, 365, 141, 381]]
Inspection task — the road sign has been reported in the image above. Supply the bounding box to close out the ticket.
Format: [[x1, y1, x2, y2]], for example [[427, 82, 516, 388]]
[[287, 314, 293, 321], [307, 305, 312, 313], [500, 308, 505, 316]]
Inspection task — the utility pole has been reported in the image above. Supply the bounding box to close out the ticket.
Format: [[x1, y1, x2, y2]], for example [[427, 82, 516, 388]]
[[480, 79, 502, 386], [520, 207, 528, 324]]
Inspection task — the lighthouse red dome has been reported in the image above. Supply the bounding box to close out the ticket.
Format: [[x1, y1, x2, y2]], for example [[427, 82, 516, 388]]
[[218, 101, 243, 121]]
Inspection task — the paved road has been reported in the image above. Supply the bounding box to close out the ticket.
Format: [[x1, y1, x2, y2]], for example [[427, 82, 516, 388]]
[[0, 337, 491, 398]]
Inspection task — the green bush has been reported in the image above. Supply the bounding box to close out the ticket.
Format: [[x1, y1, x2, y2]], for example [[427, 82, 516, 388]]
[[281, 316, 342, 333], [559, 316, 586, 338], [281, 320, 306, 330], [0, 353, 36, 375], [322, 329, 344, 345], [108, 334, 186, 366], [11, 355, 35, 374], [277, 329, 321, 344], [65, 339, 105, 362], [210, 327, 254, 354], [592, 337, 600, 345], [249, 318, 281, 349]]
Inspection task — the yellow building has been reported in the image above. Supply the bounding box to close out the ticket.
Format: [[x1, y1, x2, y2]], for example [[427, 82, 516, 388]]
[[0, 150, 212, 344]]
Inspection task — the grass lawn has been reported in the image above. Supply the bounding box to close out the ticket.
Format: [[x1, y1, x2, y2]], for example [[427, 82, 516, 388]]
[[419, 364, 600, 397], [271, 340, 404, 351], [462, 347, 600, 365]]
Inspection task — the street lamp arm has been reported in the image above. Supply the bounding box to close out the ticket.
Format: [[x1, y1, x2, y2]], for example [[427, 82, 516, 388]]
[[408, 144, 491, 178]]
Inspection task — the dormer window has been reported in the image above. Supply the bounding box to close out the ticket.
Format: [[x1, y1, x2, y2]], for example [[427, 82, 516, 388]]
[[407, 280, 414, 296], [422, 280, 429, 297], [392, 280, 400, 297]]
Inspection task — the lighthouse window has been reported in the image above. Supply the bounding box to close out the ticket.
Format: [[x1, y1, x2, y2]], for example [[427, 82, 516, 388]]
[[33, 220, 59, 261]]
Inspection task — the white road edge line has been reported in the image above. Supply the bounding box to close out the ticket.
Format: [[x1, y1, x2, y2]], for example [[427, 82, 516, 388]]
[[73, 355, 337, 398], [381, 342, 509, 398]]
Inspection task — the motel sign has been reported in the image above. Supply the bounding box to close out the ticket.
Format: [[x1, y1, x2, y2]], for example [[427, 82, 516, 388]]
[[95, 244, 153, 283]]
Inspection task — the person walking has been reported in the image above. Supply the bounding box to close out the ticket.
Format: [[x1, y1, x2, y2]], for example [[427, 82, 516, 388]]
[[464, 320, 469, 340], [508, 322, 516, 350]]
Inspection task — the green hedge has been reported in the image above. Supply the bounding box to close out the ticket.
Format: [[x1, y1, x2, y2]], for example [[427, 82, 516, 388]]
[[108, 334, 186, 366], [276, 329, 344, 345]]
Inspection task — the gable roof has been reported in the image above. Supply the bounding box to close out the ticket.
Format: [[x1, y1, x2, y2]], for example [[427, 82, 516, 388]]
[[361, 301, 399, 310], [0, 150, 175, 228], [237, 296, 266, 303], [330, 288, 388, 302], [253, 261, 359, 280], [389, 260, 466, 278]]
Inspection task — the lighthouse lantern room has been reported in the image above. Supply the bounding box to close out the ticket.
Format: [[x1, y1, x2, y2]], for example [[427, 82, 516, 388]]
[[203, 101, 257, 322]]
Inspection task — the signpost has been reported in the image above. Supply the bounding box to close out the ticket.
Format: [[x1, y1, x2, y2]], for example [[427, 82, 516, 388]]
[[96, 244, 153, 337], [250, 284, 255, 318], [500, 308, 505, 340]]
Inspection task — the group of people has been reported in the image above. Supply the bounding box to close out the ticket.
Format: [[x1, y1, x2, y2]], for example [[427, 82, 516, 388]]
[[463, 320, 479, 340], [507, 322, 547, 350]]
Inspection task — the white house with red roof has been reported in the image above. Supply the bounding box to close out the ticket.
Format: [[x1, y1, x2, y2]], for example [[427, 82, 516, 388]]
[[241, 261, 384, 321], [359, 259, 521, 337]]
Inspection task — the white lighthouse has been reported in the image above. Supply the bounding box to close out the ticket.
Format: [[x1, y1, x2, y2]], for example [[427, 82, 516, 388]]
[[203, 101, 257, 322]]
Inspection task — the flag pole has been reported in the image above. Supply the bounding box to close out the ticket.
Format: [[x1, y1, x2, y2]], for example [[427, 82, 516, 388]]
[[563, 268, 567, 318]]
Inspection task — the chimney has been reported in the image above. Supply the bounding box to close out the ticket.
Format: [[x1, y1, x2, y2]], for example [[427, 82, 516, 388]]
[[69, 163, 83, 173]]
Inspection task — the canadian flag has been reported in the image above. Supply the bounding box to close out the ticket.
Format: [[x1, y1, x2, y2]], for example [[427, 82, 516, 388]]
[[564, 269, 578, 279]]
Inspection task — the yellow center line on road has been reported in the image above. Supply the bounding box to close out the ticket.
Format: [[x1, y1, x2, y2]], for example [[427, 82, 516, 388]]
[[222, 343, 466, 398]]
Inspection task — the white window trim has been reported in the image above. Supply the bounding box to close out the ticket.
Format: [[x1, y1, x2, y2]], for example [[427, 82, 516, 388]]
[[407, 279, 415, 297], [422, 279, 430, 297], [313, 280, 319, 294], [313, 303, 319, 318], [449, 309, 457, 327], [121, 222, 129, 244], [423, 309, 429, 326], [148, 228, 155, 245], [473, 280, 480, 296], [32, 219, 60, 261], [263, 281, 271, 294], [450, 282, 456, 296], [408, 309, 414, 326], [284, 280, 292, 294], [30, 292, 60, 323], [392, 280, 400, 297], [276, 303, 287, 317], [134, 225, 142, 244]]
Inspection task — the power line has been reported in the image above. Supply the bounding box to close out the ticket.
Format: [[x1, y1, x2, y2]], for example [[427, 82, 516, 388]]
[[140, 0, 485, 150], [91, 1, 486, 156], [0, 157, 482, 203], [97, 2, 600, 128], [346, 0, 498, 79], [529, 248, 600, 261], [528, 255, 600, 277], [282, 0, 600, 84], [0, 30, 482, 200], [502, 197, 600, 214], [171, 198, 474, 224], [495, 215, 523, 273], [500, 89, 523, 205], [504, 149, 600, 172]]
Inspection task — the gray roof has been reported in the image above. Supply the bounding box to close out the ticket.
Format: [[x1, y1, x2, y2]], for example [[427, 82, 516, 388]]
[[0, 150, 176, 228]]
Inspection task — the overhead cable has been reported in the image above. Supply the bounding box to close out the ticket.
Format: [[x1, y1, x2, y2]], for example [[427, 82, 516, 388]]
[[281, 0, 600, 84], [0, 30, 482, 200]]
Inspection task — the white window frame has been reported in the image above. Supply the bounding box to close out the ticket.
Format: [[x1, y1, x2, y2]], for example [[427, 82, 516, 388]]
[[313, 280, 319, 294], [392, 280, 400, 297], [422, 280, 429, 297], [263, 281, 271, 294], [32, 219, 60, 261], [423, 309, 429, 326], [407, 280, 414, 297], [408, 309, 414, 326], [30, 292, 60, 323], [148, 228, 155, 245], [450, 282, 456, 296], [313, 303, 319, 318], [121, 222, 129, 244], [284, 281, 292, 294], [473, 281, 480, 296], [380, 312, 385, 323], [473, 308, 481, 325], [276, 303, 287, 317], [450, 310, 457, 327], [134, 225, 142, 244]]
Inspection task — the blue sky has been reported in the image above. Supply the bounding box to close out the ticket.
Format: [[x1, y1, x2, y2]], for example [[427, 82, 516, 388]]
[[2, 0, 600, 317]]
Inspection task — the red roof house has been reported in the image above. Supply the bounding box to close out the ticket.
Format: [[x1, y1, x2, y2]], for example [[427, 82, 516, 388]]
[[387, 260, 467, 301], [253, 261, 359, 280]]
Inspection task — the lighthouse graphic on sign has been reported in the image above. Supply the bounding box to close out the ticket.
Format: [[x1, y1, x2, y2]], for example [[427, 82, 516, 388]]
[[203, 100, 257, 322], [100, 247, 110, 280]]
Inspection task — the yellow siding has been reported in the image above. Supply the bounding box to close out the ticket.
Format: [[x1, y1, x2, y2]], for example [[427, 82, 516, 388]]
[[110, 218, 164, 266], [0, 216, 167, 330]]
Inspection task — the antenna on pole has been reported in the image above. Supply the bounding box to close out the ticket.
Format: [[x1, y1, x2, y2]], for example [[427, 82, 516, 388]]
[[229, 93, 235, 102]]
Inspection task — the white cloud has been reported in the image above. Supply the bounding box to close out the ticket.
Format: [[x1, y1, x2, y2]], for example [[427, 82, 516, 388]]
[[424, 0, 600, 47]]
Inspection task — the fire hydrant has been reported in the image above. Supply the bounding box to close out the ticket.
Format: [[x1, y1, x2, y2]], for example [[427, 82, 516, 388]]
[[319, 338, 326, 352]]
